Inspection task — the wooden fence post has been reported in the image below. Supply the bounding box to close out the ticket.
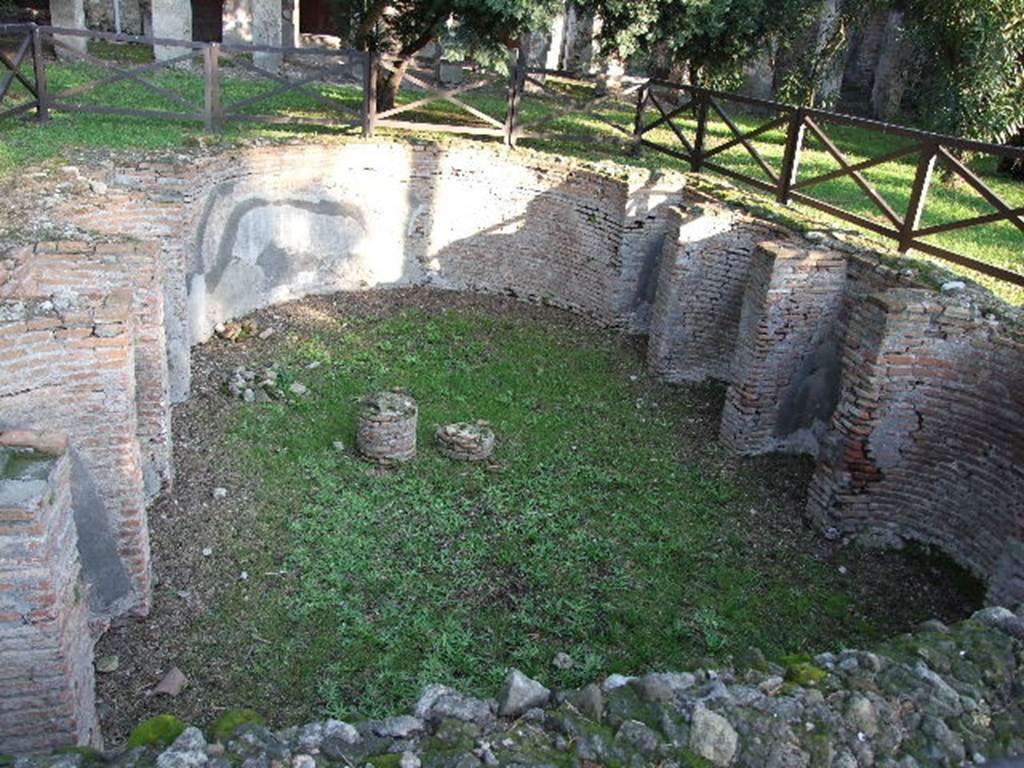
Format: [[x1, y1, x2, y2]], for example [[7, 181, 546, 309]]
[[504, 41, 528, 148], [31, 25, 49, 124], [898, 143, 938, 253], [691, 89, 709, 172], [362, 50, 378, 138], [203, 43, 222, 133], [632, 82, 649, 154], [777, 106, 806, 205]]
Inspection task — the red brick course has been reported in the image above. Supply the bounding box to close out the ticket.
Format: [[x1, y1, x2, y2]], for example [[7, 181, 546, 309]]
[[806, 290, 1024, 604], [0, 430, 100, 754], [0, 293, 151, 618]]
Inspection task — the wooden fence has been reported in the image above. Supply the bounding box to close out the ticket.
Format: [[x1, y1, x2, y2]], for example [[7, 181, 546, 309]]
[[2, 22, 1024, 288]]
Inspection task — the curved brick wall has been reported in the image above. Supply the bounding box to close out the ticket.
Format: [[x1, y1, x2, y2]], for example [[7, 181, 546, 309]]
[[60, 142, 685, 401], [3, 140, 1021, 615], [649, 219, 1024, 604], [807, 291, 1024, 606], [1, 140, 1022, 751]]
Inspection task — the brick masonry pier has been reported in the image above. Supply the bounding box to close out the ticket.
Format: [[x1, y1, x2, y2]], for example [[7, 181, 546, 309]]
[[0, 430, 100, 754]]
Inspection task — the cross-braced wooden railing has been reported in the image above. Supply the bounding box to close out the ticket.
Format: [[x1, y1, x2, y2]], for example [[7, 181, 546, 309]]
[[370, 53, 509, 139], [627, 78, 1024, 287], [212, 41, 366, 132], [0, 24, 44, 120], [41, 26, 206, 122], [2, 23, 1023, 288], [511, 64, 642, 147]]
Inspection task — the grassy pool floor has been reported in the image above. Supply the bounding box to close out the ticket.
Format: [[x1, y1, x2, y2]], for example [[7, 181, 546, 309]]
[[94, 289, 982, 742]]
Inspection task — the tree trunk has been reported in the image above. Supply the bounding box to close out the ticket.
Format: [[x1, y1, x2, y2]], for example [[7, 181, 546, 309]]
[[999, 129, 1024, 181], [371, 14, 444, 113], [376, 57, 409, 112], [688, 62, 702, 88]]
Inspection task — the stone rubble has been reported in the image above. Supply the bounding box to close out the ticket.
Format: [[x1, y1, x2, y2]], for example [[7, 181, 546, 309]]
[[12, 608, 1024, 768], [226, 365, 284, 403], [214, 320, 261, 343], [496, 669, 551, 718]]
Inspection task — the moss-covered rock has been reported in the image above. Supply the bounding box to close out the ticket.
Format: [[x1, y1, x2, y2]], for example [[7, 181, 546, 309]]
[[126, 715, 188, 750], [420, 718, 479, 768], [365, 754, 403, 768], [210, 709, 266, 743], [53, 747, 103, 766], [780, 655, 828, 688]]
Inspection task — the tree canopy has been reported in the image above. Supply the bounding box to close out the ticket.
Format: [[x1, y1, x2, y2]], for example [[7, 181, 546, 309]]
[[905, 0, 1024, 142], [581, 0, 822, 85], [334, 0, 560, 108], [350, 0, 559, 55]]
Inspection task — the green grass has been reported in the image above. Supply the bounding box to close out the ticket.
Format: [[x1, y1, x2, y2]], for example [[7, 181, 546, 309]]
[[183, 305, 976, 723], [0, 52, 1021, 304]]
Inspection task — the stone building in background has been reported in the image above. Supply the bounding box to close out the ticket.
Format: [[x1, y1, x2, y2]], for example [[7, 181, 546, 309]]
[[739, 1, 919, 121]]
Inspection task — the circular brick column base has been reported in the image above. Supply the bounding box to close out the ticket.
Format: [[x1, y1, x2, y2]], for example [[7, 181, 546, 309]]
[[436, 422, 496, 462], [357, 391, 418, 464]]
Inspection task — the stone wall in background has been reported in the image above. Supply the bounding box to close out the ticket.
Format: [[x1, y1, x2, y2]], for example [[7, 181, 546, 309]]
[[82, 0, 147, 35], [0, 430, 101, 754]]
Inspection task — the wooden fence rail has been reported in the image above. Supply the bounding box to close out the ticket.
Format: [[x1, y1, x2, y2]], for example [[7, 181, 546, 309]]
[[2, 23, 1024, 287]]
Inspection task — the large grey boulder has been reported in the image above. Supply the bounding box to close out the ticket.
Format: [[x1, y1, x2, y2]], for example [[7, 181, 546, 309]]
[[689, 706, 738, 767], [497, 669, 551, 718], [415, 684, 493, 723]]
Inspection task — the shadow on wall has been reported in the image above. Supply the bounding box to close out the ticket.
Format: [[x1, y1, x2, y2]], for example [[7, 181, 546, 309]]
[[186, 146, 440, 346], [425, 185, 600, 315], [190, 195, 373, 343], [0, 421, 133, 616], [183, 144, 653, 355]]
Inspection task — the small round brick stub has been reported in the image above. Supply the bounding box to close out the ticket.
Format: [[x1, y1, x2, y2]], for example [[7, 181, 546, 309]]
[[436, 421, 496, 462], [357, 391, 418, 464]]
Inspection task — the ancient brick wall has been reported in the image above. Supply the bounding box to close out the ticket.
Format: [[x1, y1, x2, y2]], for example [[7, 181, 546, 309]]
[[0, 430, 100, 754], [719, 243, 848, 455], [647, 203, 783, 383], [1, 141, 1022, 752], [0, 293, 149, 619], [425, 145, 631, 321], [616, 175, 693, 332], [18, 139, 1024, 609], [806, 290, 1024, 605], [58, 142, 686, 399], [1, 241, 171, 499], [647, 219, 1023, 604]]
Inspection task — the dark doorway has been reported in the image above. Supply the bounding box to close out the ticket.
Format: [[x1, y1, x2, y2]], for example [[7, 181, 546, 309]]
[[191, 0, 222, 41]]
